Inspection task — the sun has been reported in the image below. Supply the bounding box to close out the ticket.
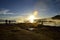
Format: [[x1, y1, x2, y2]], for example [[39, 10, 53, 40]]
[[28, 10, 38, 23], [28, 15, 35, 23]]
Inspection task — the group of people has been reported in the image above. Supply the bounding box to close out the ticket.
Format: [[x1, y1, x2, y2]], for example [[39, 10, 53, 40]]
[[5, 20, 11, 24]]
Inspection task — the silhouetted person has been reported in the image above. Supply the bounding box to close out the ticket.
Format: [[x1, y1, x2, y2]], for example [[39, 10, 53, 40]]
[[5, 20, 8, 24], [9, 20, 11, 24]]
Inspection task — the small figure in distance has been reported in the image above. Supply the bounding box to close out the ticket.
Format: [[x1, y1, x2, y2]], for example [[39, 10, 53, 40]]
[[9, 20, 11, 24], [5, 20, 8, 24]]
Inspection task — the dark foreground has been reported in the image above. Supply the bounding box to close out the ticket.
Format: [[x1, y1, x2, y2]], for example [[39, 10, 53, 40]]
[[0, 23, 60, 40]]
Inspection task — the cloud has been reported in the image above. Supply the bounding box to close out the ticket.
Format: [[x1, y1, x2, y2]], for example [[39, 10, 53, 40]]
[[0, 9, 13, 14]]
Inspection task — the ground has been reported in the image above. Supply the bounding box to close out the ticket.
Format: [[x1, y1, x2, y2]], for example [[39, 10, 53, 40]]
[[0, 23, 60, 40]]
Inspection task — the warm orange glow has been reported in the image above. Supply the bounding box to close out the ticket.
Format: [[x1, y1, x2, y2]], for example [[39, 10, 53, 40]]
[[28, 10, 38, 23], [33, 10, 38, 16], [28, 15, 35, 23]]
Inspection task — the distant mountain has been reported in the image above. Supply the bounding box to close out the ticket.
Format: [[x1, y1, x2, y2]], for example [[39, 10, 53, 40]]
[[52, 15, 60, 19]]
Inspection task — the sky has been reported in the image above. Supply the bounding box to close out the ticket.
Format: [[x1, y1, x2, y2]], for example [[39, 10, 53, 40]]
[[0, 0, 60, 20]]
